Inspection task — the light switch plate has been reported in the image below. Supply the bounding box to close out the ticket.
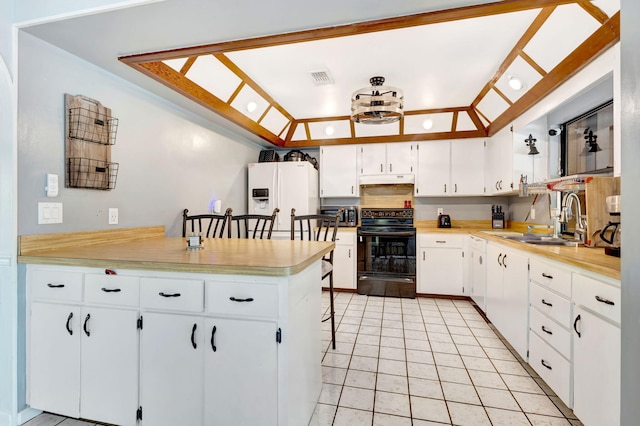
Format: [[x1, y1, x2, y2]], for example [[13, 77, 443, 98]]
[[45, 173, 59, 197], [108, 208, 118, 225], [38, 202, 63, 224]]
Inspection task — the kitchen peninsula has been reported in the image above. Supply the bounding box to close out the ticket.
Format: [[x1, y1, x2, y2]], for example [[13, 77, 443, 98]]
[[18, 226, 333, 426]]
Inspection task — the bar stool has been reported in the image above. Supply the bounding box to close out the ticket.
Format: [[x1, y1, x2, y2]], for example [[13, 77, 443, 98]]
[[230, 208, 279, 239], [182, 208, 232, 238]]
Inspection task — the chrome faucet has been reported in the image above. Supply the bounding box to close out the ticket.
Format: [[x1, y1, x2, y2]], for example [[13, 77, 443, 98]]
[[559, 192, 587, 242]]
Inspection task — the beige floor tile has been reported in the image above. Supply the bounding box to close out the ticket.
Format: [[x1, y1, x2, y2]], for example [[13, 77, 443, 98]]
[[379, 346, 406, 361], [433, 352, 464, 368], [344, 369, 376, 389], [380, 326, 404, 338], [322, 366, 347, 385], [451, 334, 480, 346], [380, 336, 405, 348], [501, 373, 545, 394], [429, 341, 459, 354], [410, 396, 451, 424], [426, 323, 450, 333], [378, 358, 407, 376], [339, 386, 374, 411], [404, 321, 427, 331], [412, 419, 453, 426], [309, 403, 337, 426], [318, 383, 343, 405], [406, 349, 435, 364], [468, 369, 508, 390], [338, 323, 360, 334], [383, 313, 403, 321], [512, 392, 565, 417], [349, 355, 378, 372], [332, 407, 373, 426], [375, 390, 411, 417], [335, 331, 357, 343], [441, 382, 481, 405], [447, 402, 492, 426], [330, 341, 355, 355], [428, 332, 454, 344], [476, 386, 521, 411], [405, 338, 431, 351], [352, 343, 379, 358], [461, 355, 496, 372], [323, 352, 351, 368], [409, 376, 444, 400], [476, 336, 508, 349], [361, 317, 382, 327], [404, 329, 429, 340], [483, 346, 518, 361], [341, 315, 363, 325], [407, 362, 439, 380], [356, 333, 381, 346], [373, 412, 412, 426], [376, 373, 409, 394], [447, 325, 474, 336], [485, 407, 532, 426], [358, 325, 381, 336], [492, 359, 530, 376], [382, 319, 403, 329], [527, 413, 573, 425], [436, 365, 472, 385]]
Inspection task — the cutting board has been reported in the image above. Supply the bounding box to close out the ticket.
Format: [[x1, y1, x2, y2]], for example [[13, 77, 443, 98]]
[[585, 176, 620, 247]]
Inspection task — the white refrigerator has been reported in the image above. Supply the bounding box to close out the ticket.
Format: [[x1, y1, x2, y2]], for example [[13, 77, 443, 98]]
[[248, 161, 319, 238]]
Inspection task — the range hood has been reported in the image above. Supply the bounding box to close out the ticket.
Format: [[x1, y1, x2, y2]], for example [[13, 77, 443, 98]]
[[359, 174, 415, 186]]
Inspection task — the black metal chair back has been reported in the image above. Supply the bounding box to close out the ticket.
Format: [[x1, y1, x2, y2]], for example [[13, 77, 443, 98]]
[[230, 208, 279, 239], [182, 208, 232, 238]]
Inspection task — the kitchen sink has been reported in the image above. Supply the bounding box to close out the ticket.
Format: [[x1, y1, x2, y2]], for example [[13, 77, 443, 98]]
[[500, 234, 580, 247]]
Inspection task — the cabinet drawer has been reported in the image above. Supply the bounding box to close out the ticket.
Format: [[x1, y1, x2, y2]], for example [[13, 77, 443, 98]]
[[530, 283, 572, 327], [528, 331, 572, 407], [529, 307, 571, 359], [335, 231, 356, 245], [573, 273, 620, 324], [30, 269, 83, 302], [530, 258, 571, 298], [206, 281, 278, 318], [140, 277, 204, 312], [419, 234, 464, 248], [85, 274, 140, 307]]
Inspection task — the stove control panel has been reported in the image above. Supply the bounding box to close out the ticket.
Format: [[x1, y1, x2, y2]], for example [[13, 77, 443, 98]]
[[360, 208, 414, 219]]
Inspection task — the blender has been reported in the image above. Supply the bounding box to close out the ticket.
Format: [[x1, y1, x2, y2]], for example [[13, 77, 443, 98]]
[[599, 195, 620, 257]]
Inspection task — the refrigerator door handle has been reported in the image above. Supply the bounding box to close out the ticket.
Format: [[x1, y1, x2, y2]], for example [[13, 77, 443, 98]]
[[276, 168, 282, 227]]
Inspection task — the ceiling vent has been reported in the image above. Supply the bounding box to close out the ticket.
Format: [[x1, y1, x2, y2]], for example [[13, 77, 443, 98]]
[[309, 70, 334, 86]]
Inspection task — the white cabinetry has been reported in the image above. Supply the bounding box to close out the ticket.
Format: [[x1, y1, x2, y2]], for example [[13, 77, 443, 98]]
[[333, 231, 356, 290], [485, 243, 529, 359], [320, 145, 358, 197], [359, 142, 414, 175], [415, 139, 484, 197], [418, 234, 464, 296], [572, 273, 620, 426], [485, 126, 514, 195], [512, 116, 549, 187], [28, 271, 139, 426], [468, 235, 487, 312], [527, 257, 573, 406]]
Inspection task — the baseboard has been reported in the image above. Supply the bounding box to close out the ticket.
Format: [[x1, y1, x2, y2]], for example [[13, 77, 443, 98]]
[[17, 407, 41, 425]]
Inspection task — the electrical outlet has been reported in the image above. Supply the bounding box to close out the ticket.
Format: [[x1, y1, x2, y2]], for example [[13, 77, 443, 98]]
[[530, 206, 536, 220], [108, 208, 118, 225], [437, 208, 444, 216]]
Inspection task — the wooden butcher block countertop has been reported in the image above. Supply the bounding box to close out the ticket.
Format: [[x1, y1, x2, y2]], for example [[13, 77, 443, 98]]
[[17, 226, 334, 277]]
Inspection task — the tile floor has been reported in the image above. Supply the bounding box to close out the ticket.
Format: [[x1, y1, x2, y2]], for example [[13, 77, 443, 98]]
[[310, 292, 583, 426], [26, 292, 583, 426]]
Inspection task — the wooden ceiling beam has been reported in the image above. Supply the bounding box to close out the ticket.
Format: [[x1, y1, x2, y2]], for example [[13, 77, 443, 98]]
[[119, 0, 590, 63], [285, 130, 488, 148], [488, 11, 620, 136], [133, 61, 286, 147]]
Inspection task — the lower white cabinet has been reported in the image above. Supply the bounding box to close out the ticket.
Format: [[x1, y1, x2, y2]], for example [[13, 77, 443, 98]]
[[418, 234, 464, 295], [468, 235, 487, 312], [29, 302, 139, 425], [140, 313, 204, 426], [572, 273, 621, 426], [485, 243, 529, 359], [333, 231, 356, 290], [204, 317, 278, 426]]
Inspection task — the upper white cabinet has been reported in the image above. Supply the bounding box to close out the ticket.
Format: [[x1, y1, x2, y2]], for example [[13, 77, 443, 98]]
[[319, 145, 359, 197], [415, 139, 485, 197], [359, 142, 415, 175], [485, 126, 514, 195]]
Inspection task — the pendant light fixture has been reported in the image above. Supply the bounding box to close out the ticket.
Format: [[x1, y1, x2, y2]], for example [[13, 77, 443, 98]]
[[351, 76, 403, 124], [524, 134, 539, 155]]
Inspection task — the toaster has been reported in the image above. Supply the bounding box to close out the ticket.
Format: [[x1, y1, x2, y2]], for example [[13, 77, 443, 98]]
[[437, 214, 451, 228]]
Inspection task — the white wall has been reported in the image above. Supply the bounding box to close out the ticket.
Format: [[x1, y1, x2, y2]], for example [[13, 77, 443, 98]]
[[18, 32, 261, 237]]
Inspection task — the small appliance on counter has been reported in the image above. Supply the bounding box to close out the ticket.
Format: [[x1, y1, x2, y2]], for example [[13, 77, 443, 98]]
[[320, 206, 358, 227], [491, 205, 505, 229], [600, 195, 621, 257], [437, 214, 451, 228]]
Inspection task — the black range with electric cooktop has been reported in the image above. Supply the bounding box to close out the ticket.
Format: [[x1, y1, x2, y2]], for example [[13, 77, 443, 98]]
[[357, 208, 416, 298]]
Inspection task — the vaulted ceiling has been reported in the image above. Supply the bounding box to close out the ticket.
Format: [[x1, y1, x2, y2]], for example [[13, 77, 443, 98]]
[[119, 0, 619, 148]]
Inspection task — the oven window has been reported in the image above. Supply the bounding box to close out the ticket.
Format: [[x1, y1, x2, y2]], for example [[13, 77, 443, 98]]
[[357, 235, 416, 275]]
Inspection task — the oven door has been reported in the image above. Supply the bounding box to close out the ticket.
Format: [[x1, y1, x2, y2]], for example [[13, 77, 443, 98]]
[[357, 227, 416, 298]]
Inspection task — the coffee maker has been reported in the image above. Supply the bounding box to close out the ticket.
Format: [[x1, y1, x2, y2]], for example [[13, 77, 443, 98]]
[[599, 195, 620, 257]]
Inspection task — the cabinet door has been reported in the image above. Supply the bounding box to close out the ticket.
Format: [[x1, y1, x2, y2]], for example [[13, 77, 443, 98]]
[[359, 144, 387, 175], [470, 249, 487, 312], [386, 142, 415, 174], [499, 248, 529, 359], [140, 313, 204, 426], [80, 307, 139, 426], [333, 233, 356, 290], [451, 139, 485, 195], [319, 145, 358, 197], [29, 302, 81, 418], [485, 126, 514, 194], [485, 244, 504, 321], [418, 247, 464, 295], [573, 306, 620, 426], [415, 141, 450, 196], [204, 318, 278, 426]]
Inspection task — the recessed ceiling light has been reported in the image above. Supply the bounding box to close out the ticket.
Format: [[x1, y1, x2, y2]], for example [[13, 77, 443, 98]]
[[325, 126, 335, 136], [508, 76, 524, 91], [422, 119, 434, 130], [246, 101, 257, 112]]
